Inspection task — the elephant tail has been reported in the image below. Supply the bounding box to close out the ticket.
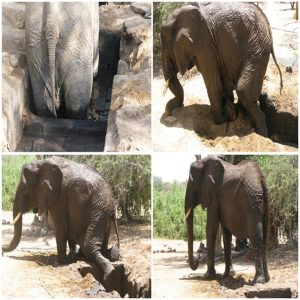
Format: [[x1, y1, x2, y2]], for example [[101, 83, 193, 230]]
[[271, 46, 283, 95], [261, 176, 269, 248], [45, 3, 60, 118], [113, 213, 120, 250]]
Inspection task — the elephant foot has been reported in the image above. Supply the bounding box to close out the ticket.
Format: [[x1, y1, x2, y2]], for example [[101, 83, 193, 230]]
[[253, 273, 267, 284], [103, 265, 116, 292], [165, 97, 183, 115], [204, 269, 217, 279], [223, 266, 235, 277], [224, 101, 237, 121]]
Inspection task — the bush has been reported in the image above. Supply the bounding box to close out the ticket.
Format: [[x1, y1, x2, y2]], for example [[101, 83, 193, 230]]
[[154, 177, 206, 240], [2, 155, 35, 211]]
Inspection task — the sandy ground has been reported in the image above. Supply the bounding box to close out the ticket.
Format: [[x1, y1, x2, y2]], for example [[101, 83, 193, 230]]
[[153, 3, 298, 152], [152, 238, 298, 298], [2, 212, 151, 298]]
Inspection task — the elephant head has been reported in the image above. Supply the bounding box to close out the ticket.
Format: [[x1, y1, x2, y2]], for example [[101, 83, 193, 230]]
[[185, 156, 224, 270], [161, 5, 207, 100], [2, 159, 62, 253]]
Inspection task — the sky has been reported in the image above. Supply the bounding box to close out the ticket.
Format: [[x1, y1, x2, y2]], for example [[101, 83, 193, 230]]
[[152, 153, 207, 183]]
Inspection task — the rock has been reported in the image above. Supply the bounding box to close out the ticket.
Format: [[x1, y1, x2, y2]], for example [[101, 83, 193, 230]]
[[286, 65, 293, 73], [117, 60, 129, 75], [130, 3, 151, 17], [105, 71, 151, 152]]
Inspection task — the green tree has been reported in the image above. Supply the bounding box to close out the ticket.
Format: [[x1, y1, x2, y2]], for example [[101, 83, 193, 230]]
[[154, 178, 206, 240]]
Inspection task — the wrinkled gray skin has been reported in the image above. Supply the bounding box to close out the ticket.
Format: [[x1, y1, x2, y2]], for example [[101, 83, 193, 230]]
[[25, 2, 99, 119], [2, 157, 119, 290], [161, 3, 283, 136], [185, 156, 270, 284]]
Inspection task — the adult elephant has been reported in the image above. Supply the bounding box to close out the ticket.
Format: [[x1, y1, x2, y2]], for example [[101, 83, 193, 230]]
[[2, 156, 119, 289], [25, 2, 99, 119], [185, 156, 270, 284], [161, 3, 283, 136]]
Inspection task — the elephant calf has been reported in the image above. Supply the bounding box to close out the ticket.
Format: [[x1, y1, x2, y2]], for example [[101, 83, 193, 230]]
[[161, 3, 283, 137], [2, 157, 119, 290], [185, 156, 270, 284]]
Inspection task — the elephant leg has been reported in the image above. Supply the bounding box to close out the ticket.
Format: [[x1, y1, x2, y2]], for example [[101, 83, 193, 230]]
[[165, 77, 184, 115], [205, 210, 219, 278], [236, 63, 268, 137], [28, 65, 57, 118], [222, 226, 234, 276], [202, 71, 227, 125], [249, 221, 267, 283], [82, 223, 116, 291], [262, 246, 270, 282], [50, 209, 68, 264], [55, 229, 68, 264], [63, 63, 93, 119]]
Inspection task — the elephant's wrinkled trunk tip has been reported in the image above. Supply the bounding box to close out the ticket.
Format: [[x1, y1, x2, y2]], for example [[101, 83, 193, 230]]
[[186, 208, 200, 271], [162, 79, 169, 96]]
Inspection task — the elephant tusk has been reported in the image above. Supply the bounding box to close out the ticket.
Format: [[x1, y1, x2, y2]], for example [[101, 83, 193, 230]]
[[162, 79, 169, 97], [11, 212, 22, 225], [185, 208, 192, 221]]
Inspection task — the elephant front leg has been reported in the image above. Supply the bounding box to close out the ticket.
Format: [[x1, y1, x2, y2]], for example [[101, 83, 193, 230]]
[[222, 226, 234, 276], [55, 230, 68, 264], [165, 77, 184, 116], [205, 211, 219, 279]]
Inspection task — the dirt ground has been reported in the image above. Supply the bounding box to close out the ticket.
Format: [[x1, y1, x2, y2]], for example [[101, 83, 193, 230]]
[[152, 238, 298, 298], [153, 3, 298, 152], [2, 212, 151, 298]]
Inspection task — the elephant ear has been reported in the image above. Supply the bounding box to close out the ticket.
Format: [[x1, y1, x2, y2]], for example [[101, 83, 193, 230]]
[[202, 158, 224, 209], [37, 162, 63, 216], [173, 28, 195, 75]]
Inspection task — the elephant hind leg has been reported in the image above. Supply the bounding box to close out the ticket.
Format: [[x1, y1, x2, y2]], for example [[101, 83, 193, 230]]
[[236, 63, 268, 137], [249, 221, 268, 283], [222, 226, 234, 276]]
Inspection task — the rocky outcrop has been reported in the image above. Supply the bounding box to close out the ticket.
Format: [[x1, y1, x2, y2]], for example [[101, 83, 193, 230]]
[[103, 3, 151, 152], [2, 3, 30, 151]]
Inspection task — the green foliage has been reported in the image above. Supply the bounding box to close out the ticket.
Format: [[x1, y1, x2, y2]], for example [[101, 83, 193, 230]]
[[154, 178, 206, 240], [153, 2, 186, 74], [2, 155, 35, 210]]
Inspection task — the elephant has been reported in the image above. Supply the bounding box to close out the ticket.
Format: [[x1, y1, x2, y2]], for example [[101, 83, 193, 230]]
[[2, 156, 119, 289], [25, 2, 99, 119], [161, 3, 283, 137], [185, 156, 270, 284]]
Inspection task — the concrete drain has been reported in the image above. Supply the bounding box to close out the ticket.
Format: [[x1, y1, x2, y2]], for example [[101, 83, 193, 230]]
[[245, 287, 294, 298], [260, 93, 298, 146], [16, 29, 121, 152]]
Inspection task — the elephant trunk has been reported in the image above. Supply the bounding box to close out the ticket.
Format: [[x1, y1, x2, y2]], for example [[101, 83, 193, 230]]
[[2, 209, 23, 253], [45, 2, 60, 118], [185, 186, 199, 271]]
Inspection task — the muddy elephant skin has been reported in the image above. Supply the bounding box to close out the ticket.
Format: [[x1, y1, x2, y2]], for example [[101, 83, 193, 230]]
[[25, 2, 99, 119], [185, 156, 270, 284], [2, 156, 119, 288], [161, 3, 283, 136]]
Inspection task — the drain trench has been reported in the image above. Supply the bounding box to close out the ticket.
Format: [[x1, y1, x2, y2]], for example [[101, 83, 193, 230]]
[[17, 29, 121, 152]]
